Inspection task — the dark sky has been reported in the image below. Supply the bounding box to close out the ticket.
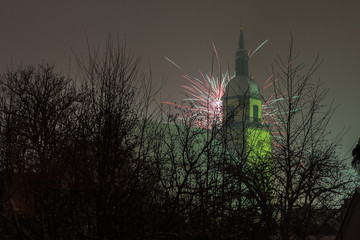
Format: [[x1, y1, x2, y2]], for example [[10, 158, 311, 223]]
[[1, 0, 360, 159]]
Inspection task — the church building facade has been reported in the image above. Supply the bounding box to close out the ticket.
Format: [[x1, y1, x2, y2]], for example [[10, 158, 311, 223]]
[[222, 27, 272, 164]]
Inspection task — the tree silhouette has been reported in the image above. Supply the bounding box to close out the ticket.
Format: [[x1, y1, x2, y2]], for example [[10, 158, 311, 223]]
[[0, 36, 355, 240], [268, 38, 354, 240], [352, 138, 360, 173]]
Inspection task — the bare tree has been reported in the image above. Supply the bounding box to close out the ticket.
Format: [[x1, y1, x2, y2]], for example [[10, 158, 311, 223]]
[[0, 36, 355, 240], [268, 38, 354, 240], [0, 64, 79, 239], [69, 36, 163, 239], [351, 138, 360, 173], [0, 37, 163, 239]]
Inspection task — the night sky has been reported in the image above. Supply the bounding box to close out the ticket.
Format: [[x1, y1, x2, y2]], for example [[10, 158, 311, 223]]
[[1, 0, 360, 160]]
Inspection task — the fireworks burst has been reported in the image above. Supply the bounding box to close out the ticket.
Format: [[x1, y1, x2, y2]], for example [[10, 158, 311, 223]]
[[163, 40, 292, 133], [163, 37, 304, 167], [182, 71, 230, 128], [163, 43, 230, 129], [162, 68, 230, 129]]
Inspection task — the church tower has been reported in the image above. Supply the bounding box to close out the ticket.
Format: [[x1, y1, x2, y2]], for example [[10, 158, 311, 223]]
[[222, 27, 271, 161]]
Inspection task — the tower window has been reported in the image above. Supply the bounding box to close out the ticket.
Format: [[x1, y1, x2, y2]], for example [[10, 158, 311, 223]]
[[253, 105, 259, 122]]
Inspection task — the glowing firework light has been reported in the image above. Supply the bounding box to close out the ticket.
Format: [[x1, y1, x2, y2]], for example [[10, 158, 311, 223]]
[[163, 40, 284, 131], [163, 43, 230, 129], [162, 67, 230, 129], [182, 71, 230, 128]]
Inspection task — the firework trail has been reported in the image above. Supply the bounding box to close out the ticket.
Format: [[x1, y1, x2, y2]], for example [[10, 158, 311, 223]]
[[162, 66, 230, 129], [163, 39, 294, 137], [164, 38, 305, 170], [249, 40, 269, 58], [163, 43, 230, 129]]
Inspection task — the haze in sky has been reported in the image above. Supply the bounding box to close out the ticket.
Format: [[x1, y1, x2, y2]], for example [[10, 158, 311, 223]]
[[1, 0, 360, 159]]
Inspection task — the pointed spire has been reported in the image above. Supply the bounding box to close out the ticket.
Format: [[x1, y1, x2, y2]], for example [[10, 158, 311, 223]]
[[235, 26, 249, 76], [239, 26, 245, 49]]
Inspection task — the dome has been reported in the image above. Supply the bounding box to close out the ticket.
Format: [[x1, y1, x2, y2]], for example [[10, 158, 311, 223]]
[[223, 75, 261, 100]]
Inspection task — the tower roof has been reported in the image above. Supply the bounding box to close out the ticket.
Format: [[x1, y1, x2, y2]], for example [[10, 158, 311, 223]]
[[224, 27, 262, 100], [239, 27, 245, 49], [235, 27, 249, 76]]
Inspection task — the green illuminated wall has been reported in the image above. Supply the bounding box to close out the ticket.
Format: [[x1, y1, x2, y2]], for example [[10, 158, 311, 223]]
[[220, 27, 272, 199], [222, 81, 272, 178], [246, 127, 272, 162]]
